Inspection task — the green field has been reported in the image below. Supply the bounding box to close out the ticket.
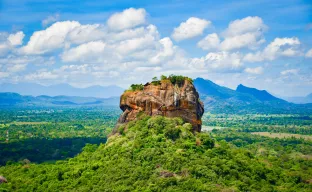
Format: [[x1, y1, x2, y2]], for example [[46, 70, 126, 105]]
[[251, 132, 312, 140]]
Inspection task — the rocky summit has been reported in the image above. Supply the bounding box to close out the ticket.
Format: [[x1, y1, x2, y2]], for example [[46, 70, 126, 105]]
[[117, 76, 204, 132]]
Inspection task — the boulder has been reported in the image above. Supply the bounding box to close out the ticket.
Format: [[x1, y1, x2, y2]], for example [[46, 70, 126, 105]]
[[117, 79, 204, 132]]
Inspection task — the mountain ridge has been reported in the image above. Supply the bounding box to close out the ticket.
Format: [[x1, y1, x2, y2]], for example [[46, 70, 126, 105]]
[[0, 83, 124, 98], [236, 84, 286, 102], [1, 78, 311, 113], [0, 92, 119, 107], [193, 78, 311, 114]]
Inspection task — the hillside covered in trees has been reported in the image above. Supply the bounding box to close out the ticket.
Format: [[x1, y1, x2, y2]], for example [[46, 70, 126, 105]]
[[0, 115, 311, 191]]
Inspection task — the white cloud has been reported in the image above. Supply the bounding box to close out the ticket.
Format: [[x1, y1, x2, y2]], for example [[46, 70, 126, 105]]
[[190, 51, 243, 72], [280, 69, 299, 75], [219, 16, 267, 51], [0, 43, 9, 56], [42, 13, 60, 27], [61, 41, 106, 62], [150, 37, 175, 64], [7, 31, 25, 46], [115, 34, 156, 55], [243, 52, 263, 62], [61, 24, 162, 66], [305, 49, 312, 58], [172, 17, 211, 41], [7, 64, 27, 72], [0, 31, 25, 56], [220, 32, 265, 51], [25, 71, 59, 80], [107, 8, 146, 31], [68, 24, 106, 44], [21, 21, 81, 54], [244, 37, 301, 62], [223, 16, 267, 37], [197, 16, 267, 51], [264, 37, 301, 59], [0, 55, 55, 70], [0, 72, 10, 78], [244, 66, 263, 74], [197, 33, 220, 50], [1, 8, 308, 89]]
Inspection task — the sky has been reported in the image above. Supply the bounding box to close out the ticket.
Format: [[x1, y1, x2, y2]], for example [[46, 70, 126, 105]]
[[0, 0, 311, 97]]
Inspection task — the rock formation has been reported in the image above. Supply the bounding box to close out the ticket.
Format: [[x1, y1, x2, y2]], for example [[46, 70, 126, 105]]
[[117, 78, 204, 132]]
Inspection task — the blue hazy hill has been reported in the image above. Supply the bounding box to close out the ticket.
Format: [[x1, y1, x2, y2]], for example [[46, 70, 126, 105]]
[[0, 83, 124, 98]]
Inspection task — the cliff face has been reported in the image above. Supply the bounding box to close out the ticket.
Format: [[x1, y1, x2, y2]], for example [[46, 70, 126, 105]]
[[117, 79, 204, 132]]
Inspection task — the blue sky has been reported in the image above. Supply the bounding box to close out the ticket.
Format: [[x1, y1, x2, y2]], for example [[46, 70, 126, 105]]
[[0, 0, 311, 96]]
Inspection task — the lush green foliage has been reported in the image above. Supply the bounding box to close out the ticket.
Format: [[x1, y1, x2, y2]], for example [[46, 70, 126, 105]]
[[128, 75, 194, 90], [166, 74, 193, 85], [0, 107, 119, 165], [129, 84, 144, 91], [1, 115, 311, 191], [151, 74, 194, 86]]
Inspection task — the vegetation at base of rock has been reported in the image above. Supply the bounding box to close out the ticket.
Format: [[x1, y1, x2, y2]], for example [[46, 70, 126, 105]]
[[0, 115, 311, 191]]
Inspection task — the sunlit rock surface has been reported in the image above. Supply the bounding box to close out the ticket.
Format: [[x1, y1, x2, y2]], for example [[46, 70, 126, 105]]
[[117, 79, 204, 132]]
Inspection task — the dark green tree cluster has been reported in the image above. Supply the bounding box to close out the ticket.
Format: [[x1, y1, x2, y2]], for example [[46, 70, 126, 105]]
[[129, 84, 144, 91], [152, 74, 193, 86]]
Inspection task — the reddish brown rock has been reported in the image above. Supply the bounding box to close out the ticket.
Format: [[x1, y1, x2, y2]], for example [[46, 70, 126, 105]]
[[117, 79, 204, 132]]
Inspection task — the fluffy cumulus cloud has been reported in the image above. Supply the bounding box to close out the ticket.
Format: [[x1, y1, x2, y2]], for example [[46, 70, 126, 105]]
[[197, 16, 267, 51], [149, 37, 175, 64], [197, 33, 220, 50], [107, 8, 146, 31], [306, 49, 312, 58], [190, 51, 243, 72], [21, 21, 81, 54], [0, 31, 25, 56], [172, 17, 211, 41], [223, 16, 267, 37], [61, 41, 106, 62], [220, 16, 267, 51], [244, 37, 301, 62], [7, 31, 25, 46], [244, 66, 263, 74]]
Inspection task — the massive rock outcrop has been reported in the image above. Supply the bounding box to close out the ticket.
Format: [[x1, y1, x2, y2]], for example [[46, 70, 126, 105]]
[[117, 79, 204, 132]]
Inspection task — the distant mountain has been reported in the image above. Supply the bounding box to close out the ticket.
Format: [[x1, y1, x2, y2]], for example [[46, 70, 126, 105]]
[[193, 78, 258, 103], [0, 83, 124, 98], [193, 78, 311, 114], [236, 84, 285, 102], [193, 78, 237, 99], [283, 93, 312, 104], [1, 79, 311, 114], [0, 92, 119, 107]]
